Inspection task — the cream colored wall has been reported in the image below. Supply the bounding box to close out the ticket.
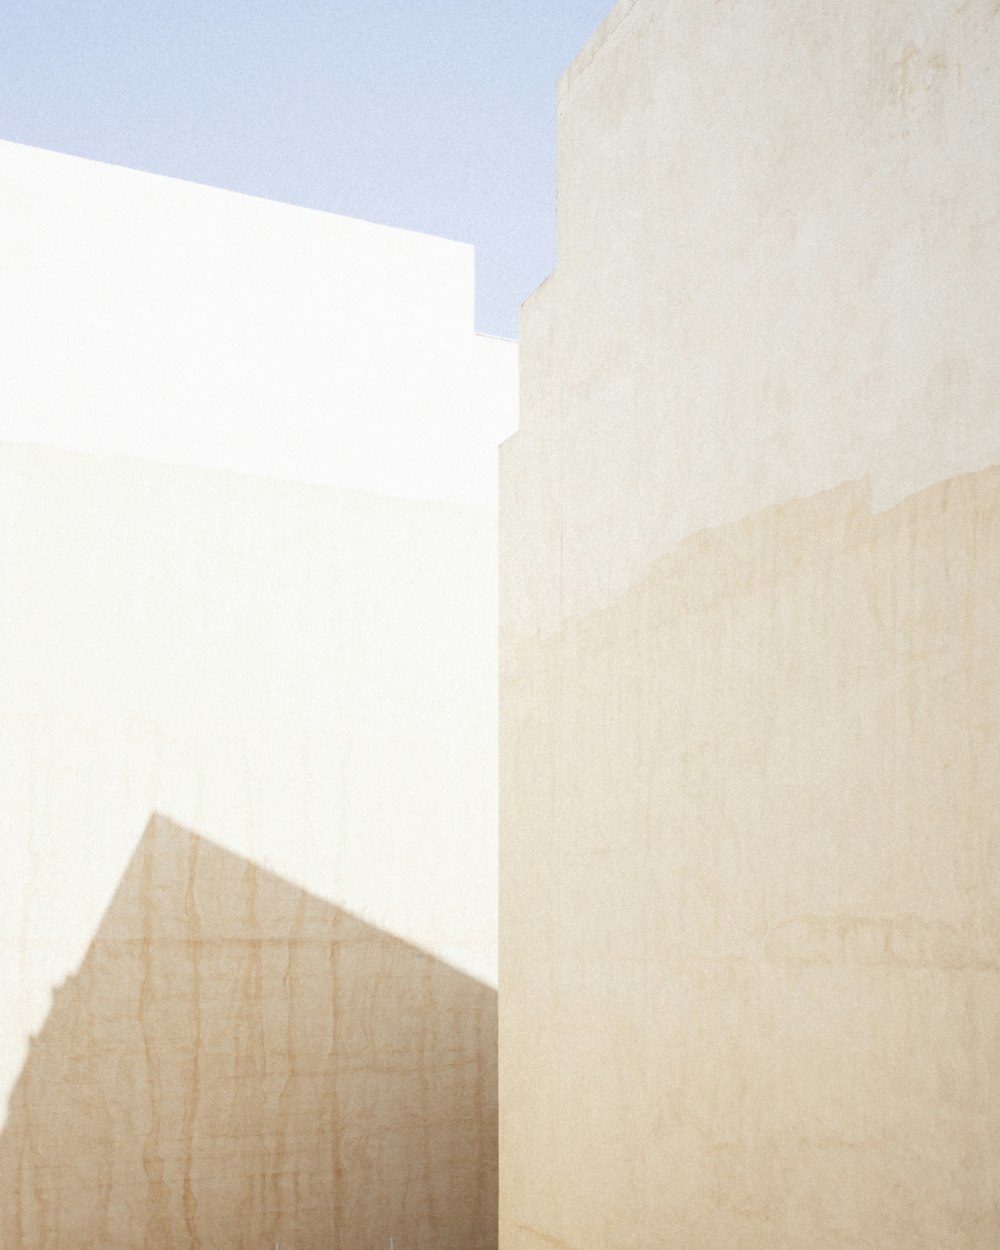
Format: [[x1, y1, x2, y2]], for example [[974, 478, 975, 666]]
[[0, 441, 502, 1248], [510, 0, 1000, 635], [0, 145, 513, 1249], [501, 2, 1000, 1247]]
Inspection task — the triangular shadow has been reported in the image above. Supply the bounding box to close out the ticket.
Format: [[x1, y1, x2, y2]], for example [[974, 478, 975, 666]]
[[0, 814, 497, 1250]]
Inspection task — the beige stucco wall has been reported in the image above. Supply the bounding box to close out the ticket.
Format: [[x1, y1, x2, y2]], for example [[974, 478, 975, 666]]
[[509, 0, 1000, 635], [501, 2, 1000, 1247]]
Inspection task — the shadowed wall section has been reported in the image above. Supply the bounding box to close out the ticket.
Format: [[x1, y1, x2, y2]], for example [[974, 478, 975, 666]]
[[501, 468, 1000, 1248], [0, 815, 497, 1250]]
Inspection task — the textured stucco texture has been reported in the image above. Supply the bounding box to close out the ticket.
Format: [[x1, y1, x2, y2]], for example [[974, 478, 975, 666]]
[[0, 816, 496, 1250], [0, 444, 500, 1250], [500, 1, 1000, 1248]]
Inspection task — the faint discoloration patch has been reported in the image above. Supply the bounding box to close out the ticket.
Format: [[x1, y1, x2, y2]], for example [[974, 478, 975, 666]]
[[764, 914, 1000, 970], [515, 1224, 583, 1250]]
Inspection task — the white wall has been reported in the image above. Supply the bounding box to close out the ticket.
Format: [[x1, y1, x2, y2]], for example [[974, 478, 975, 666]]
[[0, 139, 516, 506], [0, 142, 515, 1127]]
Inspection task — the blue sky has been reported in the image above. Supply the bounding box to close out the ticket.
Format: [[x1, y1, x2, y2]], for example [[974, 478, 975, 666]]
[[0, 0, 613, 338]]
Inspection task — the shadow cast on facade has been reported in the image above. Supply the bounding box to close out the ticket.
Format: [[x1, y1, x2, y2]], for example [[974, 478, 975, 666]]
[[0, 814, 497, 1250]]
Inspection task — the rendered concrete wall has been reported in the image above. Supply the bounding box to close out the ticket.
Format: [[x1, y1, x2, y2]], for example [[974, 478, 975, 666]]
[[501, 2, 1000, 1247], [1, 144, 514, 1249]]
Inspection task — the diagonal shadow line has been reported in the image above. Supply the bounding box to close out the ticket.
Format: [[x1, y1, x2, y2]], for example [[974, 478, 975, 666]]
[[0, 813, 497, 1250]]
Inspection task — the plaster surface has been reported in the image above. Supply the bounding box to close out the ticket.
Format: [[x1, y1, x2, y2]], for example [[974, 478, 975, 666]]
[[0, 140, 516, 507], [510, 0, 1000, 634], [0, 815, 496, 1250], [0, 441, 500, 1143], [502, 469, 1000, 1249], [500, 1, 1000, 1246], [1, 145, 512, 1248]]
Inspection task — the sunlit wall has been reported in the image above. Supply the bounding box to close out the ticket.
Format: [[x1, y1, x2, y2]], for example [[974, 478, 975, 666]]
[[0, 140, 515, 1249]]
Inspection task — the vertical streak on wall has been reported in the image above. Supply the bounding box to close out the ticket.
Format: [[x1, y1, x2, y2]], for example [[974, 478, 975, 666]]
[[500, 1, 1000, 1247]]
